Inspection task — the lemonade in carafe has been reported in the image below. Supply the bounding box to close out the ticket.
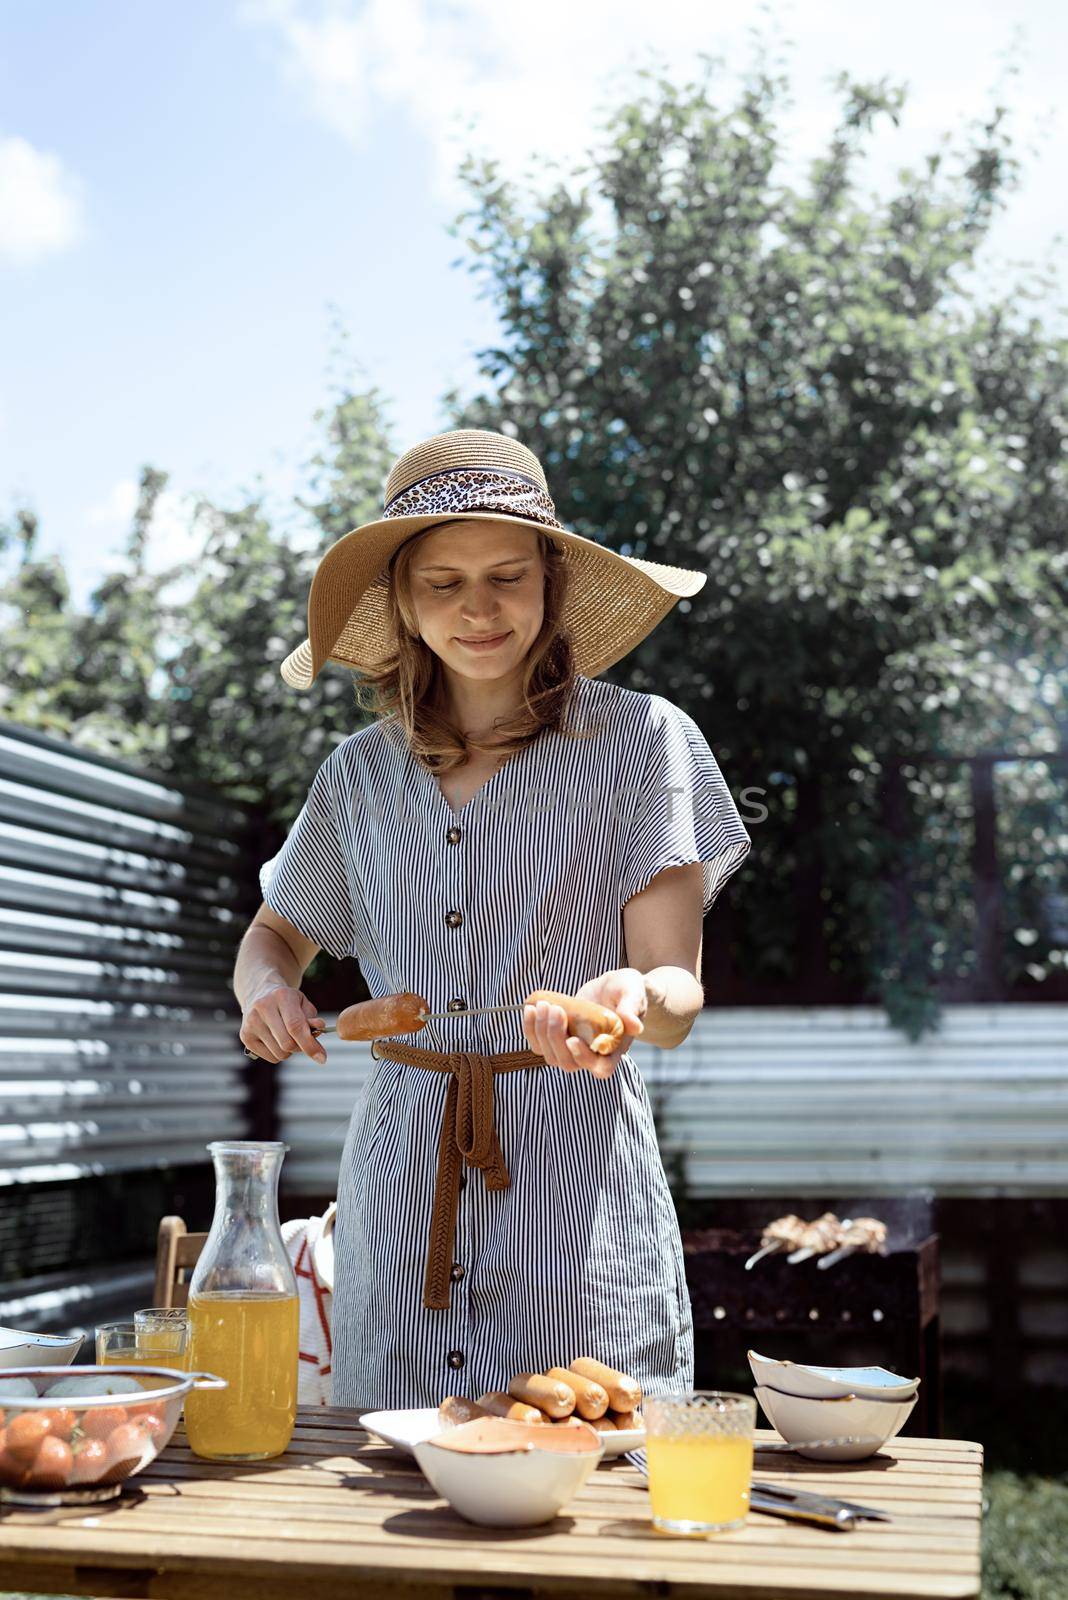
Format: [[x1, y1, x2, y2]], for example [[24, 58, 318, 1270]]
[[184, 1141, 299, 1461]]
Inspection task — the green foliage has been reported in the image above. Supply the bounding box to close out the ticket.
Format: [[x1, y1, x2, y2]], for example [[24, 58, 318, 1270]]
[[982, 1471, 1068, 1600], [0, 389, 398, 830]]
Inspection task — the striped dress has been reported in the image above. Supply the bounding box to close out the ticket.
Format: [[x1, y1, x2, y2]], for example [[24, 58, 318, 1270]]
[[259, 672, 751, 1410]]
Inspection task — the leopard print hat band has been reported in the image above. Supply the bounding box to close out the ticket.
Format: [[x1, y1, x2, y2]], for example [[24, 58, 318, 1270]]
[[381, 466, 568, 533], [279, 427, 708, 688]]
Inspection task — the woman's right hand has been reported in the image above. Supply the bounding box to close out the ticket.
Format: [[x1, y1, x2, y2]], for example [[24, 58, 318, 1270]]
[[240, 986, 327, 1065]]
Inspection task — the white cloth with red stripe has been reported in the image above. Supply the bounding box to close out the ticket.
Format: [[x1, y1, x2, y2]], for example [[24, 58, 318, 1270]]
[[281, 1202, 335, 1405]]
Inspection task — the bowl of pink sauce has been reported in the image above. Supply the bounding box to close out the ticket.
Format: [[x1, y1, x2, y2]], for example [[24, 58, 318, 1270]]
[[413, 1414, 605, 1527]]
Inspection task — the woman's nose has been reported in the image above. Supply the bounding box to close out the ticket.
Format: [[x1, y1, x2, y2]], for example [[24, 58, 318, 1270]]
[[461, 584, 503, 619]]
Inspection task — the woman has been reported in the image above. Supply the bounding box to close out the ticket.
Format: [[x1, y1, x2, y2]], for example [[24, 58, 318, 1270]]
[[235, 428, 752, 1409]]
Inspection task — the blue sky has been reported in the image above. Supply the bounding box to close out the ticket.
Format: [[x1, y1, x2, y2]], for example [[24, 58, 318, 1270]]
[[1, 0, 1065, 606]]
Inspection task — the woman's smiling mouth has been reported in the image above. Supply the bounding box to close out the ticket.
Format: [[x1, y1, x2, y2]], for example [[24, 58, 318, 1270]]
[[456, 632, 511, 650]]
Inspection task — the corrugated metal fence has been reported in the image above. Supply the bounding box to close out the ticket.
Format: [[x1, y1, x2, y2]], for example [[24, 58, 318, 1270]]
[[0, 721, 258, 1326], [278, 1004, 1068, 1199]]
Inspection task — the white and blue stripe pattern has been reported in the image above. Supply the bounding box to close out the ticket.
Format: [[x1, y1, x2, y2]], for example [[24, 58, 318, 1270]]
[[259, 673, 751, 1410]]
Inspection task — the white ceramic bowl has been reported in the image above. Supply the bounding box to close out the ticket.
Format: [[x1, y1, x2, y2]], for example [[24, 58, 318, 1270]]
[[413, 1424, 604, 1526], [747, 1348, 919, 1402], [0, 1327, 83, 1369], [754, 1383, 918, 1461]]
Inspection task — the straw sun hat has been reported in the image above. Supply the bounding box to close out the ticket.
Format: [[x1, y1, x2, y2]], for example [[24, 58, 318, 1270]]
[[280, 428, 707, 688]]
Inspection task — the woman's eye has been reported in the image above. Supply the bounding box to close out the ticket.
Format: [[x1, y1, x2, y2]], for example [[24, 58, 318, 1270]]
[[428, 575, 524, 592]]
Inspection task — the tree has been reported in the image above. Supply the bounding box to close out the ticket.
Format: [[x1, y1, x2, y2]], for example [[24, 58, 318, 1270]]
[[0, 507, 81, 737], [437, 53, 1068, 1035]]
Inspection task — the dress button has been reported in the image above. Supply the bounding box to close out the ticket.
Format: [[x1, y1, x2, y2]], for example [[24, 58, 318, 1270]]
[[450, 1263, 465, 1283], [447, 1349, 465, 1370], [445, 909, 463, 928], [447, 998, 467, 1012], [446, 826, 462, 845]]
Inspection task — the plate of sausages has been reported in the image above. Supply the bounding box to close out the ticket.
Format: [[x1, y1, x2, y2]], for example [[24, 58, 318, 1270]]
[[360, 1358, 645, 1462]]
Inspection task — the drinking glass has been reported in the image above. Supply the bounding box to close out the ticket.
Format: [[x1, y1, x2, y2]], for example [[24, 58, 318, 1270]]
[[644, 1390, 756, 1535], [133, 1308, 190, 1369], [95, 1322, 141, 1365]]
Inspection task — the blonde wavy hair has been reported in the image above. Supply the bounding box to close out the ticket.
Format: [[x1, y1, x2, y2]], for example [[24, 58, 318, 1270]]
[[353, 521, 600, 773]]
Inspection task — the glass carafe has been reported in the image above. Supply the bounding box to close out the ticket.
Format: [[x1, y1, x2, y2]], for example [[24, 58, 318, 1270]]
[[184, 1141, 299, 1461]]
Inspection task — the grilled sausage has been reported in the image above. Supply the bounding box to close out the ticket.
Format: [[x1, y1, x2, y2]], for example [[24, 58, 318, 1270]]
[[507, 1373, 575, 1419], [608, 1409, 638, 1431], [336, 993, 428, 1040], [476, 1391, 546, 1425], [545, 1366, 608, 1420], [568, 1358, 642, 1413], [438, 1396, 489, 1427]]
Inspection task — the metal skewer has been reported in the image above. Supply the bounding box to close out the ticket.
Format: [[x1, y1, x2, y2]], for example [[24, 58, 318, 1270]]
[[310, 1001, 525, 1036], [744, 1241, 783, 1271]]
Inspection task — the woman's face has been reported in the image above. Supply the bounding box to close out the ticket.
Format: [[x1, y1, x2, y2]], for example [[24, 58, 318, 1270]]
[[407, 519, 546, 681]]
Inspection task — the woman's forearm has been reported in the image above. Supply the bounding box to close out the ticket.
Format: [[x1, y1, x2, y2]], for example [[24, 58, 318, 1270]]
[[639, 966, 704, 1049], [232, 925, 306, 1013]]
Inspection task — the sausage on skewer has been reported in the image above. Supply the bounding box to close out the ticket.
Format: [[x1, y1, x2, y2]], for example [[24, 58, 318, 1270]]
[[333, 993, 428, 1040], [525, 991, 626, 1056]]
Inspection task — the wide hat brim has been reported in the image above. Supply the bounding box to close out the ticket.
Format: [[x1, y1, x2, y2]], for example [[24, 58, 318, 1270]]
[[280, 510, 706, 690]]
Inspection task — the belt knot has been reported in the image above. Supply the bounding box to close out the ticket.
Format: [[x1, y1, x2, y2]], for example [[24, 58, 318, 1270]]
[[370, 1038, 542, 1310]]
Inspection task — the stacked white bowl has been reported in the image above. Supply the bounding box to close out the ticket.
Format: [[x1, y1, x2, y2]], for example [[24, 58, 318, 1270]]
[[747, 1349, 920, 1460]]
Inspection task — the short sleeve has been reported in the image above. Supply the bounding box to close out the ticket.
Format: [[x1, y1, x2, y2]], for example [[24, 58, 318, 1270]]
[[258, 754, 355, 959], [618, 699, 752, 916]]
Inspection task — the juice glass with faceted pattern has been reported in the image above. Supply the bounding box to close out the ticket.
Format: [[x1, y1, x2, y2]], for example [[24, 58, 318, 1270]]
[[644, 1391, 756, 1535]]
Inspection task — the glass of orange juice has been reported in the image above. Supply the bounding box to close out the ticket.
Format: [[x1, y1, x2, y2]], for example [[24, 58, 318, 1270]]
[[644, 1390, 756, 1535]]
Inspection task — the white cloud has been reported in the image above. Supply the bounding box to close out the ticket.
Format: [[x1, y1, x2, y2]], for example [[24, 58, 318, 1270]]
[[85, 478, 205, 572], [239, 0, 1065, 288], [58, 480, 206, 608], [0, 136, 85, 266]]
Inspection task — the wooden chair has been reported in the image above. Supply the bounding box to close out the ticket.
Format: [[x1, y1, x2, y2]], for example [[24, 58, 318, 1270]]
[[153, 1215, 208, 1309]]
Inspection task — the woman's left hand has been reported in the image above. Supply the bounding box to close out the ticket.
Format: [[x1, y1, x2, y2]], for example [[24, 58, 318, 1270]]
[[523, 968, 646, 1080]]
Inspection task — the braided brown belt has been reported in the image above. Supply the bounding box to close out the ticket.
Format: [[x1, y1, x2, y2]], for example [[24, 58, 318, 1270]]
[[371, 1037, 544, 1310]]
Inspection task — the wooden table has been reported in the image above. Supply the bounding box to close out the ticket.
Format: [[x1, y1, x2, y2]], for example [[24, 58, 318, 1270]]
[[0, 1409, 983, 1600]]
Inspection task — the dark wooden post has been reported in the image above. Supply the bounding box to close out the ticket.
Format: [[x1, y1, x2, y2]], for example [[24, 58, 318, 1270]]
[[794, 775, 828, 993], [242, 805, 281, 1143], [880, 758, 912, 960], [970, 756, 1003, 999]]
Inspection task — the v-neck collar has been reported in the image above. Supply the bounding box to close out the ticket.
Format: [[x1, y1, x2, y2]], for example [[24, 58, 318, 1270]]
[[393, 675, 592, 820], [421, 736, 537, 820]]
